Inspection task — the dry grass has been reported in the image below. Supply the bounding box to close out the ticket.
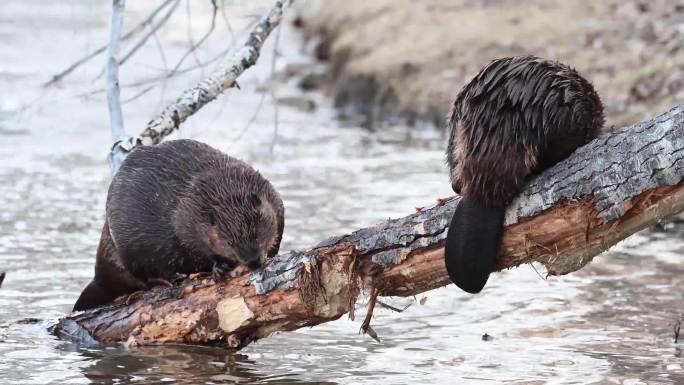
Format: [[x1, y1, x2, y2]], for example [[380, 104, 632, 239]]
[[302, 0, 684, 127]]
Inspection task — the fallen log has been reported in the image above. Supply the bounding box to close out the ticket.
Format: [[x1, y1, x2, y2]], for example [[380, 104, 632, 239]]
[[55, 104, 684, 349]]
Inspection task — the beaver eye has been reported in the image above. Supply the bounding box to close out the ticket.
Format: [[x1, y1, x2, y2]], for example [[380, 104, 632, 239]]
[[207, 208, 217, 226]]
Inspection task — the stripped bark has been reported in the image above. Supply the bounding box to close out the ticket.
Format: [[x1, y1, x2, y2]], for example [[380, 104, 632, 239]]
[[55, 104, 684, 349], [107, 0, 292, 165]]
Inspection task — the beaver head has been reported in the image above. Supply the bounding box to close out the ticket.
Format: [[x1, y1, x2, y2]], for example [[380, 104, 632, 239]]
[[173, 167, 280, 270]]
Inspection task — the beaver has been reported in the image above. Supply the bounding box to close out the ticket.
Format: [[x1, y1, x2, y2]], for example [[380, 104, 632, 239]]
[[73, 139, 284, 311], [445, 56, 604, 294]]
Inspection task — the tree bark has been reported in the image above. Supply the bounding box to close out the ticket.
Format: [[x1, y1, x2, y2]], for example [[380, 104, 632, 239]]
[[55, 104, 684, 349]]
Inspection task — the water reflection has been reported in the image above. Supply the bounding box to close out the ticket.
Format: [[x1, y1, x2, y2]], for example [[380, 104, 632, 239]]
[[75, 345, 336, 384]]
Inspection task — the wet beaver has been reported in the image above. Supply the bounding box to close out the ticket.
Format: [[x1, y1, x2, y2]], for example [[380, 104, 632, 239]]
[[73, 139, 284, 311], [445, 56, 604, 293]]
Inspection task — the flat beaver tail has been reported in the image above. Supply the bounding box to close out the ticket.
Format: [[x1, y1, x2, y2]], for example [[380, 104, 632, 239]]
[[73, 280, 117, 311], [444, 198, 505, 294]]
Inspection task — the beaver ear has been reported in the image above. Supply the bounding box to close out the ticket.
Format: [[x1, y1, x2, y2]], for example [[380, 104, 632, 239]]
[[249, 193, 261, 206]]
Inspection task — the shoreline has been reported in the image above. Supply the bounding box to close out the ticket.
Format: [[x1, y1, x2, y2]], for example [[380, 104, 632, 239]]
[[297, 0, 684, 130]]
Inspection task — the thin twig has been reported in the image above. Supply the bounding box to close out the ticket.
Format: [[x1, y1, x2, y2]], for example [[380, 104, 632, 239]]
[[168, 0, 219, 81], [360, 286, 381, 342], [184, 0, 204, 78], [151, 28, 169, 107], [42, 0, 177, 87], [121, 45, 234, 89], [122, 85, 156, 105], [376, 300, 411, 313], [133, 0, 292, 147], [235, 90, 268, 142], [106, 0, 127, 174], [269, 23, 282, 154], [72, 45, 234, 101], [119, 0, 181, 66], [92, 0, 182, 82], [528, 263, 549, 282], [219, 0, 235, 38]]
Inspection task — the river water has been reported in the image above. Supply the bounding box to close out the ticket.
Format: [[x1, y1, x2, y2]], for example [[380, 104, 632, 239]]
[[0, 1, 682, 384]]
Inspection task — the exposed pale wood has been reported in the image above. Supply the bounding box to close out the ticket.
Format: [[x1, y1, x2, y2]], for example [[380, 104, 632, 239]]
[[55, 104, 684, 349]]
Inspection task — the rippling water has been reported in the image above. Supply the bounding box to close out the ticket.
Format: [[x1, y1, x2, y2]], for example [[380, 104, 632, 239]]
[[0, 1, 682, 384]]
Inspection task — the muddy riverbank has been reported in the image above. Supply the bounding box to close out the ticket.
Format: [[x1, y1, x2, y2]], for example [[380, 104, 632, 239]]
[[299, 0, 684, 130]]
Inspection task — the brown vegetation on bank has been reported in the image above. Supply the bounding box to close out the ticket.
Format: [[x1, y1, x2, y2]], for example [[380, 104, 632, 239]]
[[299, 0, 684, 128]]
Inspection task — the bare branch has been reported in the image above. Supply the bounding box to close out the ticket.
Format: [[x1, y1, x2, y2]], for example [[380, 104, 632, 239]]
[[108, 0, 293, 162], [118, 0, 181, 66], [42, 0, 178, 87], [236, 88, 268, 141], [105, 0, 127, 174], [120, 45, 233, 89], [71, 45, 234, 101], [151, 27, 169, 105], [169, 0, 219, 80], [269, 24, 282, 153], [121, 85, 156, 104], [219, 0, 235, 38]]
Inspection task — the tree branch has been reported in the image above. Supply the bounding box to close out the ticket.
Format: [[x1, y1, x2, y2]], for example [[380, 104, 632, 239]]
[[105, 0, 127, 174], [108, 0, 292, 165], [56, 104, 684, 349], [118, 0, 181, 67], [42, 0, 179, 87]]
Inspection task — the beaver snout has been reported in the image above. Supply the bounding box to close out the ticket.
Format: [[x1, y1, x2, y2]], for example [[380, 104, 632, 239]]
[[239, 248, 265, 270], [246, 259, 262, 270], [243, 253, 265, 270]]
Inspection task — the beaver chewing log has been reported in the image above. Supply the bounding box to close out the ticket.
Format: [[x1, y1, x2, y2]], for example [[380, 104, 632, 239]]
[[73, 139, 285, 311]]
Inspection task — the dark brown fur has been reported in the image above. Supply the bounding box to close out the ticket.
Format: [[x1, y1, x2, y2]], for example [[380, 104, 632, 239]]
[[445, 56, 604, 293], [73, 139, 284, 311]]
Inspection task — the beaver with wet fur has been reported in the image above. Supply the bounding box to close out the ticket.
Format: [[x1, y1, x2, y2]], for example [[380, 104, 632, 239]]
[[73, 139, 284, 311], [445, 56, 604, 294]]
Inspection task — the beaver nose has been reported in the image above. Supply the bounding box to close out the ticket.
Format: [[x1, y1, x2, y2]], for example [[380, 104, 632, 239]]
[[242, 249, 265, 269], [246, 259, 261, 270]]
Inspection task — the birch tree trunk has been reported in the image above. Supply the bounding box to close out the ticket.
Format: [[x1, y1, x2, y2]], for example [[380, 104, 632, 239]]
[[55, 104, 684, 349]]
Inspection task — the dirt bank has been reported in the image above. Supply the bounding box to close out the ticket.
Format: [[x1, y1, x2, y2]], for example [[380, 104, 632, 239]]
[[299, 0, 684, 129]]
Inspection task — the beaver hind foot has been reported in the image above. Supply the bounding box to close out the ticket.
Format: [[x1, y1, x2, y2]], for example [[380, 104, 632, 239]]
[[445, 199, 505, 293]]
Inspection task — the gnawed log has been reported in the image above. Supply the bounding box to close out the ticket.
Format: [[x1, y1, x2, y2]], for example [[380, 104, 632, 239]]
[[55, 104, 684, 349]]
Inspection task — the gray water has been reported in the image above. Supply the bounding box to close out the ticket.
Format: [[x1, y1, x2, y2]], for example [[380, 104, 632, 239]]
[[0, 1, 682, 384]]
